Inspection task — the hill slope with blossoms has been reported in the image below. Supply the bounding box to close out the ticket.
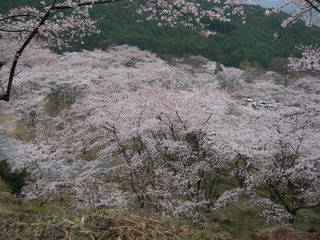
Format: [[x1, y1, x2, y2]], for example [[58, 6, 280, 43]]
[[1, 41, 320, 238]]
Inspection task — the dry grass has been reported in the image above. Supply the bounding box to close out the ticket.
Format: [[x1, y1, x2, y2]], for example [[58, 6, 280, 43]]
[[252, 225, 320, 240], [1, 171, 320, 240], [0, 183, 220, 240], [1, 180, 320, 240], [0, 208, 218, 240]]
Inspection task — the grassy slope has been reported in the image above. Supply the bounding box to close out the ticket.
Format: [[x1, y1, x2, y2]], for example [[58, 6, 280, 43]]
[[1, 179, 320, 240], [0, 179, 228, 240]]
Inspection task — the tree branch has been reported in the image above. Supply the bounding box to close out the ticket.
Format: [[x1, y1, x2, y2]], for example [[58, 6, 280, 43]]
[[0, 0, 126, 102], [0, 14, 36, 22], [1, 0, 57, 102], [303, 0, 320, 13], [52, 0, 123, 10]]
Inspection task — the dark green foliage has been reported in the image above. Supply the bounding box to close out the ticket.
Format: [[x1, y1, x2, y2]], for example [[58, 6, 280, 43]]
[[71, 3, 320, 68], [0, 159, 29, 196], [1, 1, 319, 68]]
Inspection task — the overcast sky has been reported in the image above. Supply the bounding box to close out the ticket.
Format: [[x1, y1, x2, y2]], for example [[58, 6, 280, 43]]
[[248, 0, 297, 13]]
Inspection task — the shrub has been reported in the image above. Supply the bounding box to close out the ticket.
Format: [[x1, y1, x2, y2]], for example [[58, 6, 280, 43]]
[[0, 159, 29, 196]]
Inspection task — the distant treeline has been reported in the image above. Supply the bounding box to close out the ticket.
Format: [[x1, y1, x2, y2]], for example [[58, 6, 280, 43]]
[[1, 1, 320, 68]]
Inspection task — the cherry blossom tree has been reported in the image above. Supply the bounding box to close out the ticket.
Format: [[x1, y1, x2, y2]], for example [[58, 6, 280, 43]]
[[233, 104, 320, 223], [54, 87, 245, 221], [263, 0, 320, 72], [265, 0, 319, 27], [73, 172, 128, 210]]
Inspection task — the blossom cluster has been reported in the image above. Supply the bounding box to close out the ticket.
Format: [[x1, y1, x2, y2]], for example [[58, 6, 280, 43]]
[[288, 45, 320, 72]]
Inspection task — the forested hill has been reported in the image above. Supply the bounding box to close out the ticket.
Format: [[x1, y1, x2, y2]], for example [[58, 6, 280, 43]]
[[1, 1, 320, 68]]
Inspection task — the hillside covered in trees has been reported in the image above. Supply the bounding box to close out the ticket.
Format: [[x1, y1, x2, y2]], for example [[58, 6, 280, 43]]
[[1, 40, 320, 238], [83, 3, 320, 68], [1, 0, 319, 68], [0, 0, 320, 239]]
